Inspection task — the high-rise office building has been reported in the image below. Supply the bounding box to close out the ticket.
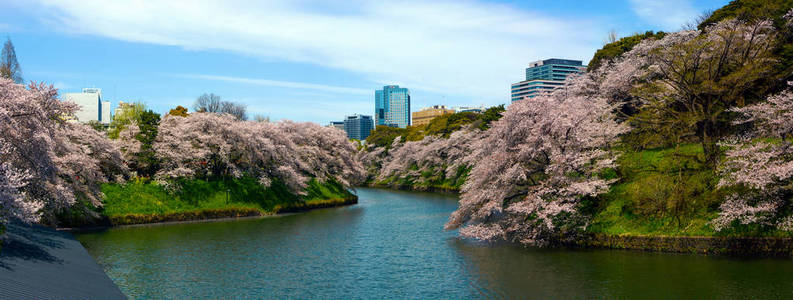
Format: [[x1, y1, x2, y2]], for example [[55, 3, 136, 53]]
[[412, 105, 455, 127], [510, 58, 585, 102], [375, 85, 410, 128], [344, 114, 374, 140], [63, 88, 112, 124]]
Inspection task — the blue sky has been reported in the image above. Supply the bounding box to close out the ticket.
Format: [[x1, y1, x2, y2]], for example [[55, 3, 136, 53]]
[[0, 0, 729, 124]]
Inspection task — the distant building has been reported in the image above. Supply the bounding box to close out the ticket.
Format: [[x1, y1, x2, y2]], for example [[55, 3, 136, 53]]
[[63, 88, 111, 124], [412, 105, 455, 127], [453, 106, 486, 113], [344, 114, 374, 140], [511, 58, 585, 102], [375, 85, 410, 128], [328, 121, 345, 131]]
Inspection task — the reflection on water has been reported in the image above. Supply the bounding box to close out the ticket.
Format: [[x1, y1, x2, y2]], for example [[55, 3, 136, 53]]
[[77, 188, 793, 298]]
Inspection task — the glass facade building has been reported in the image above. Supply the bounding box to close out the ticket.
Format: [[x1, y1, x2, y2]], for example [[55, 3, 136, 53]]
[[511, 58, 585, 102], [375, 85, 411, 128], [344, 114, 374, 140]]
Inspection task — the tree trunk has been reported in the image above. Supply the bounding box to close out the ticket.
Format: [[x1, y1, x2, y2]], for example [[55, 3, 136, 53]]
[[699, 120, 720, 169]]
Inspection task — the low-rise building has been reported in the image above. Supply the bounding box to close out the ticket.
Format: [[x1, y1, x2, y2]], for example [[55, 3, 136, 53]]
[[344, 114, 374, 140], [453, 106, 486, 113], [63, 88, 111, 124], [412, 105, 455, 127], [328, 121, 345, 131]]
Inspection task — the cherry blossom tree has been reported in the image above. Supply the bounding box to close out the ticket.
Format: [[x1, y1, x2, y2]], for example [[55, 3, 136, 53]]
[[630, 18, 779, 167], [715, 83, 793, 231], [0, 78, 126, 225], [154, 113, 363, 193], [369, 128, 486, 190], [445, 70, 628, 246]]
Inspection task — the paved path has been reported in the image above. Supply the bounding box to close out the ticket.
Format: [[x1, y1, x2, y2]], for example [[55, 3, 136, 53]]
[[0, 222, 126, 299]]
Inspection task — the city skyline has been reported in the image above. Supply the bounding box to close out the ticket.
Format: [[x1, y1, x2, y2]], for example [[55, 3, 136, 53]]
[[0, 0, 729, 124]]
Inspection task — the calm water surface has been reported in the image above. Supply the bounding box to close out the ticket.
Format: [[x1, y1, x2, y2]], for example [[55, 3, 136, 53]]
[[76, 188, 793, 299]]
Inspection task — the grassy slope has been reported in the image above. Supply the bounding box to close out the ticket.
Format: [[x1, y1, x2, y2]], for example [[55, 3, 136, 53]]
[[587, 144, 716, 236], [99, 177, 354, 225], [587, 144, 791, 237]]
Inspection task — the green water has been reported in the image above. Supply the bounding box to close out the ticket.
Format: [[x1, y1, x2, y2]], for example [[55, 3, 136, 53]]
[[76, 188, 793, 298]]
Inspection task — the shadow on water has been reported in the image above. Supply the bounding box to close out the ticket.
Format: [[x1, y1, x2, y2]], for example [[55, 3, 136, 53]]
[[450, 238, 793, 299], [0, 222, 65, 270]]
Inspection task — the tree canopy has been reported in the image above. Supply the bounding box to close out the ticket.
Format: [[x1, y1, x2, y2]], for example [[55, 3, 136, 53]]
[[0, 38, 22, 84]]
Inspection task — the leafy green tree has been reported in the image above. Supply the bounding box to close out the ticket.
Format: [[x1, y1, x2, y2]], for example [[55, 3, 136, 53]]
[[699, 0, 793, 29], [477, 105, 505, 130], [365, 125, 407, 148], [588, 31, 666, 71], [110, 102, 161, 177]]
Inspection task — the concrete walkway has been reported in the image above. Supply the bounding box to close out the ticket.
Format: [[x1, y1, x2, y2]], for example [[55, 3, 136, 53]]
[[0, 222, 126, 299]]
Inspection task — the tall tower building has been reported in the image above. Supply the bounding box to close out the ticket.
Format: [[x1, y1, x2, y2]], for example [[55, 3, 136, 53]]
[[510, 58, 585, 102], [63, 88, 112, 124], [375, 85, 410, 128]]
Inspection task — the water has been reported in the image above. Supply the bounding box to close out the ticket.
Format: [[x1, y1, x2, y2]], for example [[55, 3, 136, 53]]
[[76, 188, 793, 299]]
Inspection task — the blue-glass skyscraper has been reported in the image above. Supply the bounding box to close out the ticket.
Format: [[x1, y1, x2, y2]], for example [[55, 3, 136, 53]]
[[511, 58, 585, 102], [343, 114, 374, 140], [375, 85, 411, 128]]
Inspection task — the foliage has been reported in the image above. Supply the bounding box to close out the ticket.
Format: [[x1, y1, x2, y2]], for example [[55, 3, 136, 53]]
[[628, 18, 780, 167], [154, 113, 364, 194], [168, 105, 189, 117], [364, 105, 504, 148], [446, 69, 629, 246], [0, 38, 22, 84], [587, 31, 665, 71], [362, 129, 484, 191], [714, 84, 793, 232], [0, 78, 126, 225], [100, 177, 353, 221], [365, 125, 408, 148], [699, 0, 793, 29], [86, 120, 107, 132], [586, 144, 723, 237], [111, 102, 161, 177], [108, 102, 146, 138]]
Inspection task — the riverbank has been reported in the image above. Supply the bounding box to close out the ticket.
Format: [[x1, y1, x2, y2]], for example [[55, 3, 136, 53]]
[[578, 234, 793, 257], [0, 222, 125, 299], [58, 177, 358, 228], [367, 182, 460, 194]]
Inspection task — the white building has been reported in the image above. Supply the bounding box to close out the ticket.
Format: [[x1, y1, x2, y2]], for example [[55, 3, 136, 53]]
[[453, 105, 486, 113], [63, 88, 111, 124]]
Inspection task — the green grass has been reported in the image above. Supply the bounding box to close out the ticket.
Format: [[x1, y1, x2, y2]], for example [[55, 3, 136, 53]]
[[586, 143, 793, 238], [587, 144, 723, 237], [98, 177, 354, 225]]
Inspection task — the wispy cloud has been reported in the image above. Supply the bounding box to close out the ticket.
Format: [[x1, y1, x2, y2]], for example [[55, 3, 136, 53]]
[[26, 0, 604, 103], [629, 0, 698, 30], [170, 73, 371, 95]]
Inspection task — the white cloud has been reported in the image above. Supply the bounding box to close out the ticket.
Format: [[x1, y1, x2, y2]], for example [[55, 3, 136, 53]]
[[170, 73, 371, 95], [629, 0, 698, 30], [29, 0, 605, 104]]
